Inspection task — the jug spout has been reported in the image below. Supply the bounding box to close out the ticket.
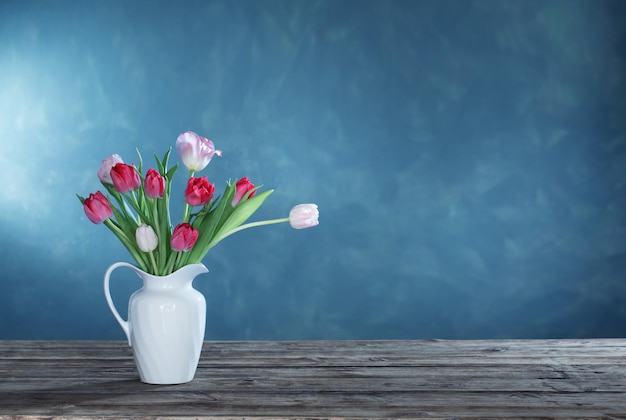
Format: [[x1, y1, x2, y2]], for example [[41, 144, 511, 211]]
[[176, 263, 209, 279]]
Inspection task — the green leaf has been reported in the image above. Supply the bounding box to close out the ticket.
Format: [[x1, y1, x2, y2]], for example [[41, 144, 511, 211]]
[[154, 153, 164, 174], [213, 189, 274, 242], [161, 147, 172, 171], [136, 148, 144, 175], [103, 219, 149, 272], [166, 164, 178, 180], [184, 182, 237, 263], [123, 192, 150, 225]]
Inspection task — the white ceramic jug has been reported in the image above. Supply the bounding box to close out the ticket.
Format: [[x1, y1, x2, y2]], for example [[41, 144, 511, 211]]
[[104, 262, 208, 384]]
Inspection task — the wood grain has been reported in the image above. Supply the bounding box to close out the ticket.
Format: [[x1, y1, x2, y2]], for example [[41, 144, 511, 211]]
[[0, 339, 624, 418]]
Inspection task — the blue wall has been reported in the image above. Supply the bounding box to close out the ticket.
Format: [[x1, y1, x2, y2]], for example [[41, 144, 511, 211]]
[[1, 0, 625, 340]]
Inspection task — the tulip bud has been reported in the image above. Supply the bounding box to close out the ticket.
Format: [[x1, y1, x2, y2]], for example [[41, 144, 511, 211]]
[[144, 168, 165, 199], [289, 204, 319, 229], [83, 191, 113, 224], [176, 131, 222, 172], [171, 223, 199, 251], [97, 154, 124, 184], [185, 176, 215, 206], [231, 177, 256, 207], [110, 163, 141, 193], [135, 224, 158, 252]]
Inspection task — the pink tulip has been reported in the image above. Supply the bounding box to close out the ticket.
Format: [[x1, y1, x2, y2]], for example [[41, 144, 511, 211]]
[[176, 131, 222, 171], [110, 163, 141, 193], [289, 204, 319, 229], [144, 168, 165, 199], [83, 191, 113, 224], [231, 177, 256, 206], [185, 176, 215, 206], [97, 154, 124, 184], [135, 224, 158, 252], [170, 223, 198, 251]]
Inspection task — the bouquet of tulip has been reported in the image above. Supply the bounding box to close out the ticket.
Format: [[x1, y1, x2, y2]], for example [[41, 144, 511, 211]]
[[78, 131, 319, 276]]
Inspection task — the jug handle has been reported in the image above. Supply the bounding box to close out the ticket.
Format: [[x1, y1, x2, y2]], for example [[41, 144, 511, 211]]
[[103, 262, 142, 347]]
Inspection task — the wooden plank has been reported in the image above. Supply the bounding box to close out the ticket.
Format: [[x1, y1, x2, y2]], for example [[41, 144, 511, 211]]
[[1, 390, 624, 418], [0, 340, 624, 419], [15, 365, 615, 392], [2, 339, 624, 363]]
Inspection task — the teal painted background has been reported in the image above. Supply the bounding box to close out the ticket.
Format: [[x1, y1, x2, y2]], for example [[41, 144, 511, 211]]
[[1, 0, 625, 339]]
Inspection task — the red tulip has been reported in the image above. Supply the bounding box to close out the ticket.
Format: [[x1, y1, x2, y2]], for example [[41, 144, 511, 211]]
[[170, 223, 198, 251], [185, 176, 215, 206], [231, 177, 256, 206], [110, 163, 141, 193], [83, 191, 113, 224], [144, 168, 165, 199]]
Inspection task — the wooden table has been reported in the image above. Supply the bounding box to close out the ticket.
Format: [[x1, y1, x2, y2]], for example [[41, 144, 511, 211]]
[[0, 339, 624, 418]]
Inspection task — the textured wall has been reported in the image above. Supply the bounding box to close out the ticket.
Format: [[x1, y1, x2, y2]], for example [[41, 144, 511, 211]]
[[0, 0, 625, 339]]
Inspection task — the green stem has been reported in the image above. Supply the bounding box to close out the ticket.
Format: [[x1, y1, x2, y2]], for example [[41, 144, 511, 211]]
[[198, 217, 290, 262], [159, 179, 173, 274], [107, 186, 138, 226], [125, 190, 149, 224], [103, 219, 148, 272], [148, 250, 158, 274], [173, 251, 184, 272], [151, 199, 165, 273], [164, 250, 178, 275], [182, 169, 195, 223], [217, 217, 289, 241]]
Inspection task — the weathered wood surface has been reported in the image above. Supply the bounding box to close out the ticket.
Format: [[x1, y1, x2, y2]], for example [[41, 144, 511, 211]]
[[0, 339, 624, 419]]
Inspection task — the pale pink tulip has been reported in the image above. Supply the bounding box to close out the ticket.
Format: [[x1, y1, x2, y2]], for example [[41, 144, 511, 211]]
[[97, 154, 124, 184], [289, 204, 319, 229], [176, 131, 222, 171], [135, 224, 158, 252]]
